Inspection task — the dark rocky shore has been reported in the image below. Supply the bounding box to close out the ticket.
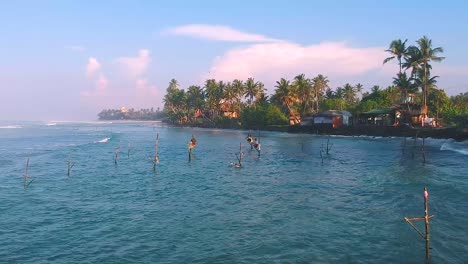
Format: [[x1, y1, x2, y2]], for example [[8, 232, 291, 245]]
[[286, 125, 468, 141]]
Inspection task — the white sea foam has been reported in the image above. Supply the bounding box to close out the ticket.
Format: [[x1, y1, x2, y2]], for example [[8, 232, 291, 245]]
[[46, 123, 57, 126], [95, 137, 110, 143], [0, 125, 22, 129], [440, 142, 468, 155]]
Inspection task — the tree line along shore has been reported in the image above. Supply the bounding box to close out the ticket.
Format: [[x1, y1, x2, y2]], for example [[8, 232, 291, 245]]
[[98, 36, 468, 139]]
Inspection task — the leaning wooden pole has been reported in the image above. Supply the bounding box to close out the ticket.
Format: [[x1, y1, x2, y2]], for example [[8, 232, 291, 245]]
[[404, 187, 433, 263], [24, 157, 30, 188]]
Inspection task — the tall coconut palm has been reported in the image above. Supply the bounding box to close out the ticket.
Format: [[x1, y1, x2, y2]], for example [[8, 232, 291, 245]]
[[204, 79, 223, 118], [273, 78, 294, 114], [342, 83, 357, 106], [231, 79, 245, 114], [293, 74, 313, 116], [383, 39, 408, 74], [186, 85, 205, 119], [402, 46, 423, 78], [312, 74, 329, 113], [392, 72, 417, 102], [244, 77, 260, 106], [416, 36, 445, 117]]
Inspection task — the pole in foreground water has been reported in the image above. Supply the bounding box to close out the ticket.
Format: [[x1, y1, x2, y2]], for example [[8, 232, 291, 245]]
[[232, 142, 243, 168], [153, 133, 160, 171], [24, 157, 33, 188], [404, 187, 434, 263], [67, 154, 76, 176], [188, 134, 196, 162]]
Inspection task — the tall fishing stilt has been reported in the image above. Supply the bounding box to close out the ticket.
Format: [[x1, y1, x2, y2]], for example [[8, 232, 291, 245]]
[[188, 134, 196, 162], [67, 153, 76, 177], [326, 135, 333, 155], [24, 157, 33, 188], [422, 138, 426, 164], [114, 146, 120, 165], [153, 133, 160, 171], [404, 187, 434, 263], [232, 142, 243, 168]]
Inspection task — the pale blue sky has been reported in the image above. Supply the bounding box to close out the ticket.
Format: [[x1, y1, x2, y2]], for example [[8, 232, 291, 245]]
[[1, 0, 467, 120]]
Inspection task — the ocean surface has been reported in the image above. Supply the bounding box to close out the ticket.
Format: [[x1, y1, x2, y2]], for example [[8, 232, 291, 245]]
[[0, 121, 466, 263]]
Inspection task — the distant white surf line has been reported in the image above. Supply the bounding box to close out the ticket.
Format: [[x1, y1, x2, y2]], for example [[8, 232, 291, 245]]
[[46, 123, 57, 126], [0, 125, 22, 129], [95, 137, 111, 143]]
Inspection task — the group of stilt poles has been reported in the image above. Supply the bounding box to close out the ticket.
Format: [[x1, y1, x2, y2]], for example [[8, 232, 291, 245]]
[[233, 142, 243, 168], [404, 187, 434, 263], [319, 135, 333, 164]]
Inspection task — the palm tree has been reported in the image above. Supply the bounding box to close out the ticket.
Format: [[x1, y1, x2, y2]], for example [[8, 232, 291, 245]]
[[186, 85, 205, 119], [231, 79, 245, 114], [293, 74, 313, 116], [392, 72, 417, 103], [342, 83, 357, 106], [204, 79, 224, 118], [244, 77, 260, 106], [312, 74, 329, 113], [383, 39, 408, 74], [273, 78, 294, 114], [416, 36, 445, 117]]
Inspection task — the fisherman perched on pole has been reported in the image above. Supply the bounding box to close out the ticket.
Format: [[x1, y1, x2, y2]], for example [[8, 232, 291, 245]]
[[188, 134, 197, 161]]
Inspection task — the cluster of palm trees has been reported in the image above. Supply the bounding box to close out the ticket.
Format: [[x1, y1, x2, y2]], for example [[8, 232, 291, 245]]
[[383, 36, 445, 117], [163, 74, 338, 124], [163, 78, 267, 123]]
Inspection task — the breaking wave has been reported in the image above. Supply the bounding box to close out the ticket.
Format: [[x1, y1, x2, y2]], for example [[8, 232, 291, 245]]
[[440, 141, 468, 155], [95, 137, 110, 143], [0, 125, 22, 129]]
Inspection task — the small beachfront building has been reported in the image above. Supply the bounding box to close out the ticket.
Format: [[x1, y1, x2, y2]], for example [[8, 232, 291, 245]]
[[301, 110, 352, 128], [358, 107, 402, 126]]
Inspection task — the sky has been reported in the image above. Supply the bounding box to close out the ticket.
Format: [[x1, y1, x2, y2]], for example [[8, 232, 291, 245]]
[[1, 0, 467, 121]]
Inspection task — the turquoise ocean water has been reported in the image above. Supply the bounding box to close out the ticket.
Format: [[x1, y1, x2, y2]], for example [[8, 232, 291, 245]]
[[0, 121, 466, 263]]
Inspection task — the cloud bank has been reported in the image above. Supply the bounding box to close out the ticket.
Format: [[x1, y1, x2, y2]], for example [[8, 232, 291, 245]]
[[206, 41, 388, 89], [166, 24, 282, 43]]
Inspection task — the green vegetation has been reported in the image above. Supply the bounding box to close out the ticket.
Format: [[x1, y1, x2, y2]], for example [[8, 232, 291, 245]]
[[98, 108, 163, 120], [99, 36, 467, 128]]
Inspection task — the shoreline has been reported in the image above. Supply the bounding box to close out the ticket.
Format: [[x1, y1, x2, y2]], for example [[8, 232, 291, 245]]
[[96, 118, 468, 141]]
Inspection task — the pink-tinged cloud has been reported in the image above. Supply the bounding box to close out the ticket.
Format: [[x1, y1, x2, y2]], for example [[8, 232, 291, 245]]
[[86, 57, 101, 78], [82, 74, 109, 97], [205, 41, 388, 89], [166, 24, 282, 43], [115, 49, 151, 78]]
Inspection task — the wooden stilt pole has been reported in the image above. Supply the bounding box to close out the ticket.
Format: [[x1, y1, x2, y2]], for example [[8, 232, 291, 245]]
[[24, 157, 30, 188], [326, 136, 333, 155], [67, 154, 76, 177], [422, 138, 426, 164], [114, 146, 120, 165], [153, 133, 160, 171], [424, 187, 430, 262], [402, 137, 406, 154], [404, 187, 433, 263], [320, 144, 324, 164]]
